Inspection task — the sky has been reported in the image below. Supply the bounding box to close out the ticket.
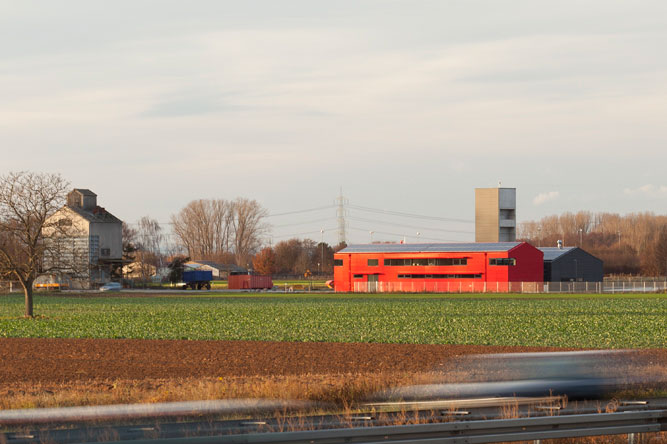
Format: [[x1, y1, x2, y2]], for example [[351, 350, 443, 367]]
[[2, 1, 666, 246]]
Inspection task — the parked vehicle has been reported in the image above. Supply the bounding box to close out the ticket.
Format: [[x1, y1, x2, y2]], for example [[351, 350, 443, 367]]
[[181, 270, 212, 290], [228, 271, 273, 290], [99, 282, 122, 292]]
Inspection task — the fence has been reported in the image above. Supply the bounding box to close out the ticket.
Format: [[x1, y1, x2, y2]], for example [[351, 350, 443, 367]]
[[351, 280, 667, 294], [0, 281, 21, 293]]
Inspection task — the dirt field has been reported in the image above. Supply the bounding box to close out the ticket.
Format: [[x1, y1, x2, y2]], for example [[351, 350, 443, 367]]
[[1, 338, 665, 409], [0, 338, 572, 384]]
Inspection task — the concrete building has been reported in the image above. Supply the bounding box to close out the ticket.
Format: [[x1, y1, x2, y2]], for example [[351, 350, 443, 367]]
[[44, 189, 123, 288], [540, 246, 604, 282], [475, 187, 516, 242]]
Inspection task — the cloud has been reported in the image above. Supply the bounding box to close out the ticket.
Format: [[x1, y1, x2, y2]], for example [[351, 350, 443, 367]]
[[623, 185, 667, 197], [533, 191, 560, 205]]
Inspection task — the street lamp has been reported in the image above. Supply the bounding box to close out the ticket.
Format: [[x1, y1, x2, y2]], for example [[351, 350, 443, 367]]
[[369, 231, 374, 243], [320, 228, 324, 275], [537, 227, 542, 247], [578, 228, 583, 247]]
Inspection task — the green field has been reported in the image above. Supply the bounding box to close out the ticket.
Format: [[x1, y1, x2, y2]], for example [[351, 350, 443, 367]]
[[0, 293, 665, 348]]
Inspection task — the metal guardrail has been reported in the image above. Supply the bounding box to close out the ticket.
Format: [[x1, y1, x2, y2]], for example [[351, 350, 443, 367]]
[[33, 409, 660, 444]]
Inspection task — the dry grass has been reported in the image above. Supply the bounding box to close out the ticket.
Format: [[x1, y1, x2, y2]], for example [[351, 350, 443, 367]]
[[1, 371, 665, 443], [0, 371, 442, 411]]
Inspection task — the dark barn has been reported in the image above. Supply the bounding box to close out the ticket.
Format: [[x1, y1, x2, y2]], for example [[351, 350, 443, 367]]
[[540, 247, 603, 282]]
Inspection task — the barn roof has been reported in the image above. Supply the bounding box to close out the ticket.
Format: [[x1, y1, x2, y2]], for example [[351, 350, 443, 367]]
[[539, 247, 577, 261], [72, 188, 97, 196], [338, 242, 524, 254], [66, 204, 122, 224]]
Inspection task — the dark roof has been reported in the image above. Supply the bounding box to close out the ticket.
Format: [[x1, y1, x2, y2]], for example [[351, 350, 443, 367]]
[[66, 204, 122, 224], [72, 188, 97, 196], [338, 242, 523, 254], [539, 247, 577, 261]]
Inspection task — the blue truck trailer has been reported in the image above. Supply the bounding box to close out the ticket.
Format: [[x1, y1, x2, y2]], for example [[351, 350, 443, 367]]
[[181, 270, 213, 290]]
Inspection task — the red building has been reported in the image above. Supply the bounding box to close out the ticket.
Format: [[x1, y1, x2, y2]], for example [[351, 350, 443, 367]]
[[334, 242, 543, 293]]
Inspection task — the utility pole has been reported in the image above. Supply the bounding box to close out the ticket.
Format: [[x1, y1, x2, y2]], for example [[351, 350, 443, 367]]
[[336, 188, 347, 246]]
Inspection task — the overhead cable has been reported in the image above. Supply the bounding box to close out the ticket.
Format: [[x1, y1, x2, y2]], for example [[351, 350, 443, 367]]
[[348, 215, 474, 234], [348, 226, 462, 243], [347, 204, 473, 224], [268, 205, 335, 218]]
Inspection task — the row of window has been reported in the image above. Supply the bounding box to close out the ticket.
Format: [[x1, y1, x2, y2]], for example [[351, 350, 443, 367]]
[[398, 274, 482, 279], [382, 258, 468, 266], [489, 258, 516, 266], [353, 273, 482, 279], [335, 258, 516, 267]]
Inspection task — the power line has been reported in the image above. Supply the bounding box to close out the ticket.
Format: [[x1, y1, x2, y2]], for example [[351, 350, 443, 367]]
[[348, 215, 474, 234], [347, 204, 473, 224], [348, 227, 460, 243], [267, 205, 335, 218], [336, 189, 348, 245], [272, 217, 334, 229], [271, 227, 336, 240]]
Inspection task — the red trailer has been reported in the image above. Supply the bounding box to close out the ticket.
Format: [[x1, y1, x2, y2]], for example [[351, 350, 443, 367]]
[[228, 272, 273, 290]]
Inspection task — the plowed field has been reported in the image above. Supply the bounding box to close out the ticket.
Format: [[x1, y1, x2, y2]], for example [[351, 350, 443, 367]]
[[1, 338, 665, 409], [0, 338, 575, 384]]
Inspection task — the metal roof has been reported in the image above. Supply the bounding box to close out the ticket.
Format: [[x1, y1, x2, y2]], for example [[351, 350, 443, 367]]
[[72, 188, 97, 196], [338, 242, 523, 254], [65, 204, 122, 224], [539, 247, 576, 261], [188, 260, 246, 272]]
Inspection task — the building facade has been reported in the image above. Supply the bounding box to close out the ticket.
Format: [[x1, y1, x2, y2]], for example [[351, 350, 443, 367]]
[[43, 189, 123, 288], [540, 247, 604, 282], [475, 187, 516, 242], [334, 242, 543, 293]]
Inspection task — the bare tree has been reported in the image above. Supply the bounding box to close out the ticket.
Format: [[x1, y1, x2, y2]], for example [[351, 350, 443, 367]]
[[231, 198, 268, 267], [132, 216, 164, 284], [171, 198, 268, 266], [522, 211, 667, 275], [171, 199, 233, 259], [0, 172, 70, 317]]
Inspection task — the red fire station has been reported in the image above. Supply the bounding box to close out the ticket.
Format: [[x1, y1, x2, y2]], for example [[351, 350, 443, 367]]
[[333, 242, 543, 293]]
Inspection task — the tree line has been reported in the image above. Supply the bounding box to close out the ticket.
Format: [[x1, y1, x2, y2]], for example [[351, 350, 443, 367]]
[[124, 198, 340, 279], [519, 211, 667, 275]]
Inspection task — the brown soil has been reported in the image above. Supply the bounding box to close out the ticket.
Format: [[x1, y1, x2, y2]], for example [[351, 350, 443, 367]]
[[0, 338, 573, 385], [1, 339, 664, 410]]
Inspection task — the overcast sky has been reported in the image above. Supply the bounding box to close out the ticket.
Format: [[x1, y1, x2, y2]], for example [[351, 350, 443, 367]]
[[2, 1, 666, 245]]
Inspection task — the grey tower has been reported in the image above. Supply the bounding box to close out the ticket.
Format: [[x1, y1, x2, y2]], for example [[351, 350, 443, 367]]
[[475, 187, 516, 242]]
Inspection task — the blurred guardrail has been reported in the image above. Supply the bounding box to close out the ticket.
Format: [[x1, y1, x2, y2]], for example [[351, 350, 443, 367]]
[[1, 402, 664, 443], [96, 409, 667, 444]]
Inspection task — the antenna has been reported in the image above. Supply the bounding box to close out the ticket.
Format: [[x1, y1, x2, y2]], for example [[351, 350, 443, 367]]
[[335, 188, 348, 245]]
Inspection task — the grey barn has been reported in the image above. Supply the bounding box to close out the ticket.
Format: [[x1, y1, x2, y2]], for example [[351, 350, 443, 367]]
[[540, 247, 603, 282]]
